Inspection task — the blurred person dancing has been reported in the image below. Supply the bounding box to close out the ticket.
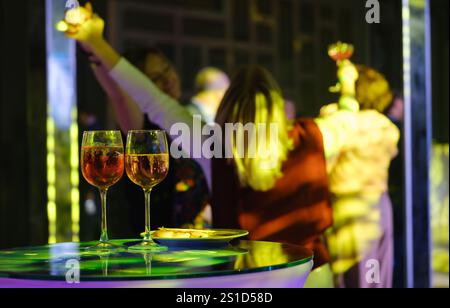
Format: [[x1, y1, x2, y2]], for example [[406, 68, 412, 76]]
[[319, 49, 400, 288]]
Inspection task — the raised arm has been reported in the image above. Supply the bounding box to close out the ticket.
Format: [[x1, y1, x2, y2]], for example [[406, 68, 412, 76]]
[[107, 57, 212, 189], [64, 10, 194, 135], [317, 58, 360, 171], [84, 51, 144, 132], [63, 6, 142, 131], [62, 7, 211, 187]]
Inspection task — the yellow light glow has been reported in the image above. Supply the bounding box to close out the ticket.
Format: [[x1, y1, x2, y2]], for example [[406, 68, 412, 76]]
[[47, 116, 55, 133], [402, 6, 411, 20], [47, 201, 57, 244], [71, 187, 80, 242], [71, 170, 79, 186], [47, 186, 56, 202], [70, 108, 80, 242], [431, 143, 449, 274], [46, 117, 57, 244], [48, 1, 80, 245], [47, 137, 55, 152], [56, 21, 69, 32], [71, 189, 80, 207], [47, 168, 56, 186], [46, 154, 56, 174]]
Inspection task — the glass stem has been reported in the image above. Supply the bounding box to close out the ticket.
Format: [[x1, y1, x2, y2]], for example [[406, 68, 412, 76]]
[[99, 188, 109, 243], [144, 188, 153, 243]]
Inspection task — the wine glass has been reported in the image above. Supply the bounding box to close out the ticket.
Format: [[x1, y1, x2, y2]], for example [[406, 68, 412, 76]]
[[125, 130, 170, 252], [81, 131, 125, 252]]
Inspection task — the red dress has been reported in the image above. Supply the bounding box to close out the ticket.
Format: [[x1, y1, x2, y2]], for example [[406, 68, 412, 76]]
[[212, 119, 333, 267]]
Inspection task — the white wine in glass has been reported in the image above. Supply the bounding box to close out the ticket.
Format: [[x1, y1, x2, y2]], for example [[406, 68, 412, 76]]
[[125, 130, 170, 252]]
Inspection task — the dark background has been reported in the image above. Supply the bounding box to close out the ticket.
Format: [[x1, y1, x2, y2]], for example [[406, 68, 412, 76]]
[[0, 0, 448, 287]]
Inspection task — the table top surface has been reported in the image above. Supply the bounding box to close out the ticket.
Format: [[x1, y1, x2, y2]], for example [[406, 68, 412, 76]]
[[0, 240, 313, 282]]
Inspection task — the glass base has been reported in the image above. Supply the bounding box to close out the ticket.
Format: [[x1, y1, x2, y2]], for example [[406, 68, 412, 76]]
[[86, 241, 127, 254], [128, 240, 168, 252]]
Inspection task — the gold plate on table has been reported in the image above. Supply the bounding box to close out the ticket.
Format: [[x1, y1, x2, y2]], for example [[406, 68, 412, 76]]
[[145, 228, 249, 248]]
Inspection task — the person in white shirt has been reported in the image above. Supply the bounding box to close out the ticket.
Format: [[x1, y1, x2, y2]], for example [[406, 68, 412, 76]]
[[187, 67, 230, 125]]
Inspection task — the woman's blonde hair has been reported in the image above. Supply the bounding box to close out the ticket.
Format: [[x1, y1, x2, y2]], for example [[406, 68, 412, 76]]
[[215, 66, 293, 192], [355, 65, 393, 113]]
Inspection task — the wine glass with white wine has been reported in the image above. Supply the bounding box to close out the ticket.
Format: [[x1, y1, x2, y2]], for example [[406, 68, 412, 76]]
[[125, 130, 170, 252]]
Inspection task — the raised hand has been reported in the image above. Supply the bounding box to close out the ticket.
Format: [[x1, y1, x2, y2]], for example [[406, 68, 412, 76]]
[[57, 2, 91, 32], [57, 2, 105, 46], [57, 2, 121, 71], [65, 2, 92, 26]]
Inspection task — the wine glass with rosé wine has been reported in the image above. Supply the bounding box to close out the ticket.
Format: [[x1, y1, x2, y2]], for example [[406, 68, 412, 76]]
[[81, 131, 125, 252], [125, 130, 170, 252]]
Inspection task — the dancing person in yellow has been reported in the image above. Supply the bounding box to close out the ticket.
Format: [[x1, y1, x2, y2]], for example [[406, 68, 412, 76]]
[[318, 52, 400, 288]]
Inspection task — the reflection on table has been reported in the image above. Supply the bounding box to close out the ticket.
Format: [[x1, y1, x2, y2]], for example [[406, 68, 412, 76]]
[[0, 240, 313, 288]]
